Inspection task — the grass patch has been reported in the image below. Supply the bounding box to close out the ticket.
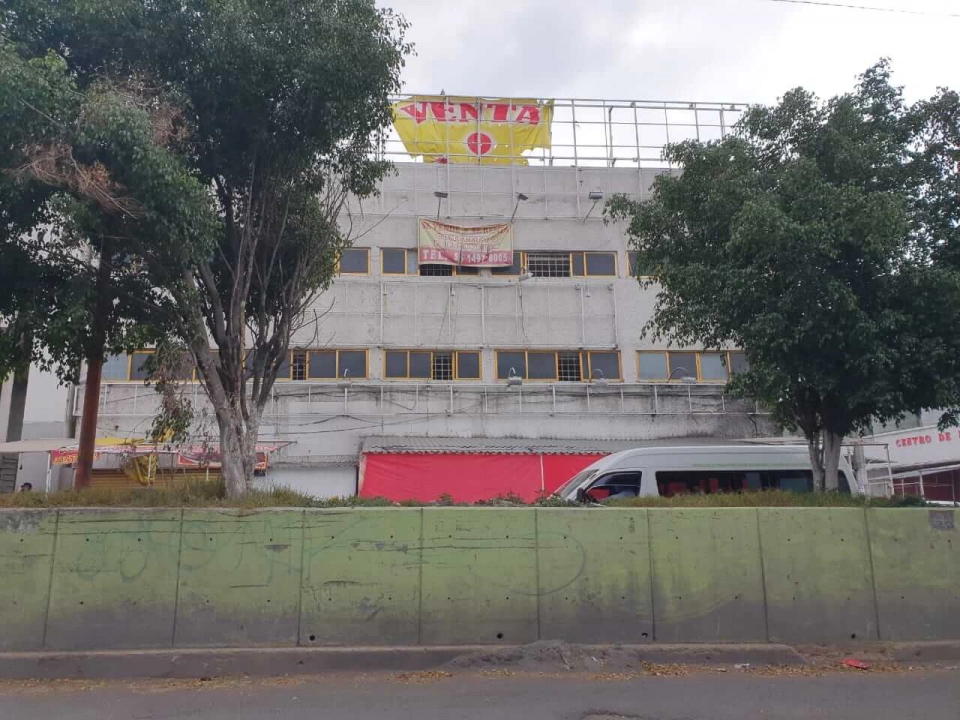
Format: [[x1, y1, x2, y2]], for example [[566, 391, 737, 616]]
[[0, 486, 930, 509]]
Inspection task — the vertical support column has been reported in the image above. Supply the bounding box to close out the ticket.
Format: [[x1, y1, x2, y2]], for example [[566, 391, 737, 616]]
[[634, 102, 643, 191], [480, 285, 486, 345], [379, 280, 384, 346], [579, 285, 586, 346], [571, 100, 581, 218]]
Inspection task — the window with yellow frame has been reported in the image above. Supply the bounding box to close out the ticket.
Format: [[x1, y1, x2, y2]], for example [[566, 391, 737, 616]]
[[337, 247, 370, 275], [381, 248, 482, 277], [383, 349, 481, 381], [495, 349, 621, 382], [250, 348, 370, 381], [637, 350, 745, 383], [105, 349, 195, 383], [106, 348, 373, 383], [490, 251, 618, 278]]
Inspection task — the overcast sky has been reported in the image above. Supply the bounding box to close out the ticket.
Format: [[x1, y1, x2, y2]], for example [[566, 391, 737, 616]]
[[385, 0, 960, 105]]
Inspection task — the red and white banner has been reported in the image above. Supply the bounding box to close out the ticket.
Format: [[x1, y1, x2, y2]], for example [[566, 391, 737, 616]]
[[418, 219, 513, 267]]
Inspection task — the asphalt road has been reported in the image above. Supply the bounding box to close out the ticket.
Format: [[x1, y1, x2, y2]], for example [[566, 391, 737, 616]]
[[0, 669, 958, 720]]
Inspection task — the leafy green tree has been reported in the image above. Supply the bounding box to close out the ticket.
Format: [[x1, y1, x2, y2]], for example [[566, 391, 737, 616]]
[[1, 0, 409, 495], [0, 43, 198, 485], [608, 62, 960, 491]]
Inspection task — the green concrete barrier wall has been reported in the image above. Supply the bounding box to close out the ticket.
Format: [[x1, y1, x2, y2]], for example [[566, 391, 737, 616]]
[[0, 507, 955, 651]]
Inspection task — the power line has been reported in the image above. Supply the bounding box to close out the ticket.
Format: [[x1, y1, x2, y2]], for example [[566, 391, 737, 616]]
[[767, 0, 960, 18]]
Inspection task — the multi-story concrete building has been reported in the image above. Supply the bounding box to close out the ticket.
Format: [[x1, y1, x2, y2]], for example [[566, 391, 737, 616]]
[[3, 97, 781, 498]]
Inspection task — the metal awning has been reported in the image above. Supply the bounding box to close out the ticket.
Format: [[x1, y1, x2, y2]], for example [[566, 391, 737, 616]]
[[0, 439, 72, 453], [361, 436, 751, 456]]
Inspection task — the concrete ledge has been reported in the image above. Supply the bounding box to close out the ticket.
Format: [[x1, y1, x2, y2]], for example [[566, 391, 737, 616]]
[[891, 642, 960, 664], [0, 644, 804, 680]]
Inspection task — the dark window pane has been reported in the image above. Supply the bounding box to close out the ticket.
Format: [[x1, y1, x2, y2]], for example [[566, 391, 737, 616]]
[[586, 472, 642, 501], [668, 352, 697, 381], [729, 352, 749, 375], [589, 351, 621, 380], [409, 351, 431, 379], [382, 248, 406, 274], [276, 352, 291, 380], [406, 250, 419, 274], [457, 351, 480, 379], [309, 351, 337, 378], [638, 352, 668, 380], [456, 265, 479, 275], [497, 351, 526, 379], [628, 251, 655, 277], [170, 351, 195, 381], [432, 351, 453, 380], [585, 252, 616, 276], [130, 352, 153, 380], [102, 354, 129, 381], [420, 264, 453, 276], [528, 352, 557, 380], [339, 248, 368, 274], [338, 350, 366, 379], [385, 351, 408, 378], [699, 353, 727, 381], [491, 252, 522, 275], [571, 252, 584, 277]]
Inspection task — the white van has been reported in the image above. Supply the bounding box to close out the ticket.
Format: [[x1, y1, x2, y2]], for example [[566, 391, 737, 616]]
[[554, 445, 861, 502]]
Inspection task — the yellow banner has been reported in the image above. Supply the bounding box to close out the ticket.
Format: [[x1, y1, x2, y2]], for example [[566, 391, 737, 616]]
[[392, 96, 553, 165], [418, 219, 513, 266]]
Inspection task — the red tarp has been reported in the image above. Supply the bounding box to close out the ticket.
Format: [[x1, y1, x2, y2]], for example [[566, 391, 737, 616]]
[[359, 452, 602, 503]]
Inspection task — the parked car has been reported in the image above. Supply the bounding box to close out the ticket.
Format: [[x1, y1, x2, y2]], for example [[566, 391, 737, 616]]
[[554, 444, 861, 502]]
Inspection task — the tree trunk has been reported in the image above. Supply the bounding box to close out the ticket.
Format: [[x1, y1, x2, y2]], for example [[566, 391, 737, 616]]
[[806, 431, 825, 492], [806, 429, 844, 492], [215, 406, 259, 498], [822, 430, 843, 491], [75, 242, 112, 490]]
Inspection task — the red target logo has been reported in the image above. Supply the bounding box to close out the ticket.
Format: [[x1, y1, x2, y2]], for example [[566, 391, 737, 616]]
[[466, 131, 494, 157]]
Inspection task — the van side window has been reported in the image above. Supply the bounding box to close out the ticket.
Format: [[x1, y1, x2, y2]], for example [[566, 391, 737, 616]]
[[656, 469, 815, 496], [656, 470, 744, 496], [585, 472, 642, 502]]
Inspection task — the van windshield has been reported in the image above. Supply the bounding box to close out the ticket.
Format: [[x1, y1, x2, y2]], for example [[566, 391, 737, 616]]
[[554, 468, 599, 498]]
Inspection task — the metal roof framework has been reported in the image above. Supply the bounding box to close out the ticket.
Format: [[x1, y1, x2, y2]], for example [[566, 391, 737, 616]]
[[361, 435, 752, 456]]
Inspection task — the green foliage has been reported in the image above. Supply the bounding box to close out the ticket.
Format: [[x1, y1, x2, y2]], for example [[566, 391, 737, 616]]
[[607, 61, 960, 487], [143, 340, 196, 444], [1, 0, 411, 494]]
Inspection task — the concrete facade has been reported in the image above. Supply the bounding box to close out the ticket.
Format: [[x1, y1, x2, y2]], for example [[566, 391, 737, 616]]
[[60, 161, 775, 497]]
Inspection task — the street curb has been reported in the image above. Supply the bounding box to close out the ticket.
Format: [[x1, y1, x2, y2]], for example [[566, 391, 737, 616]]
[[0, 644, 804, 680], [891, 642, 960, 664], [0, 647, 471, 680]]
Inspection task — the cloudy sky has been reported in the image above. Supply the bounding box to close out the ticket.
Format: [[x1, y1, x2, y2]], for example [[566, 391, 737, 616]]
[[385, 0, 960, 105]]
